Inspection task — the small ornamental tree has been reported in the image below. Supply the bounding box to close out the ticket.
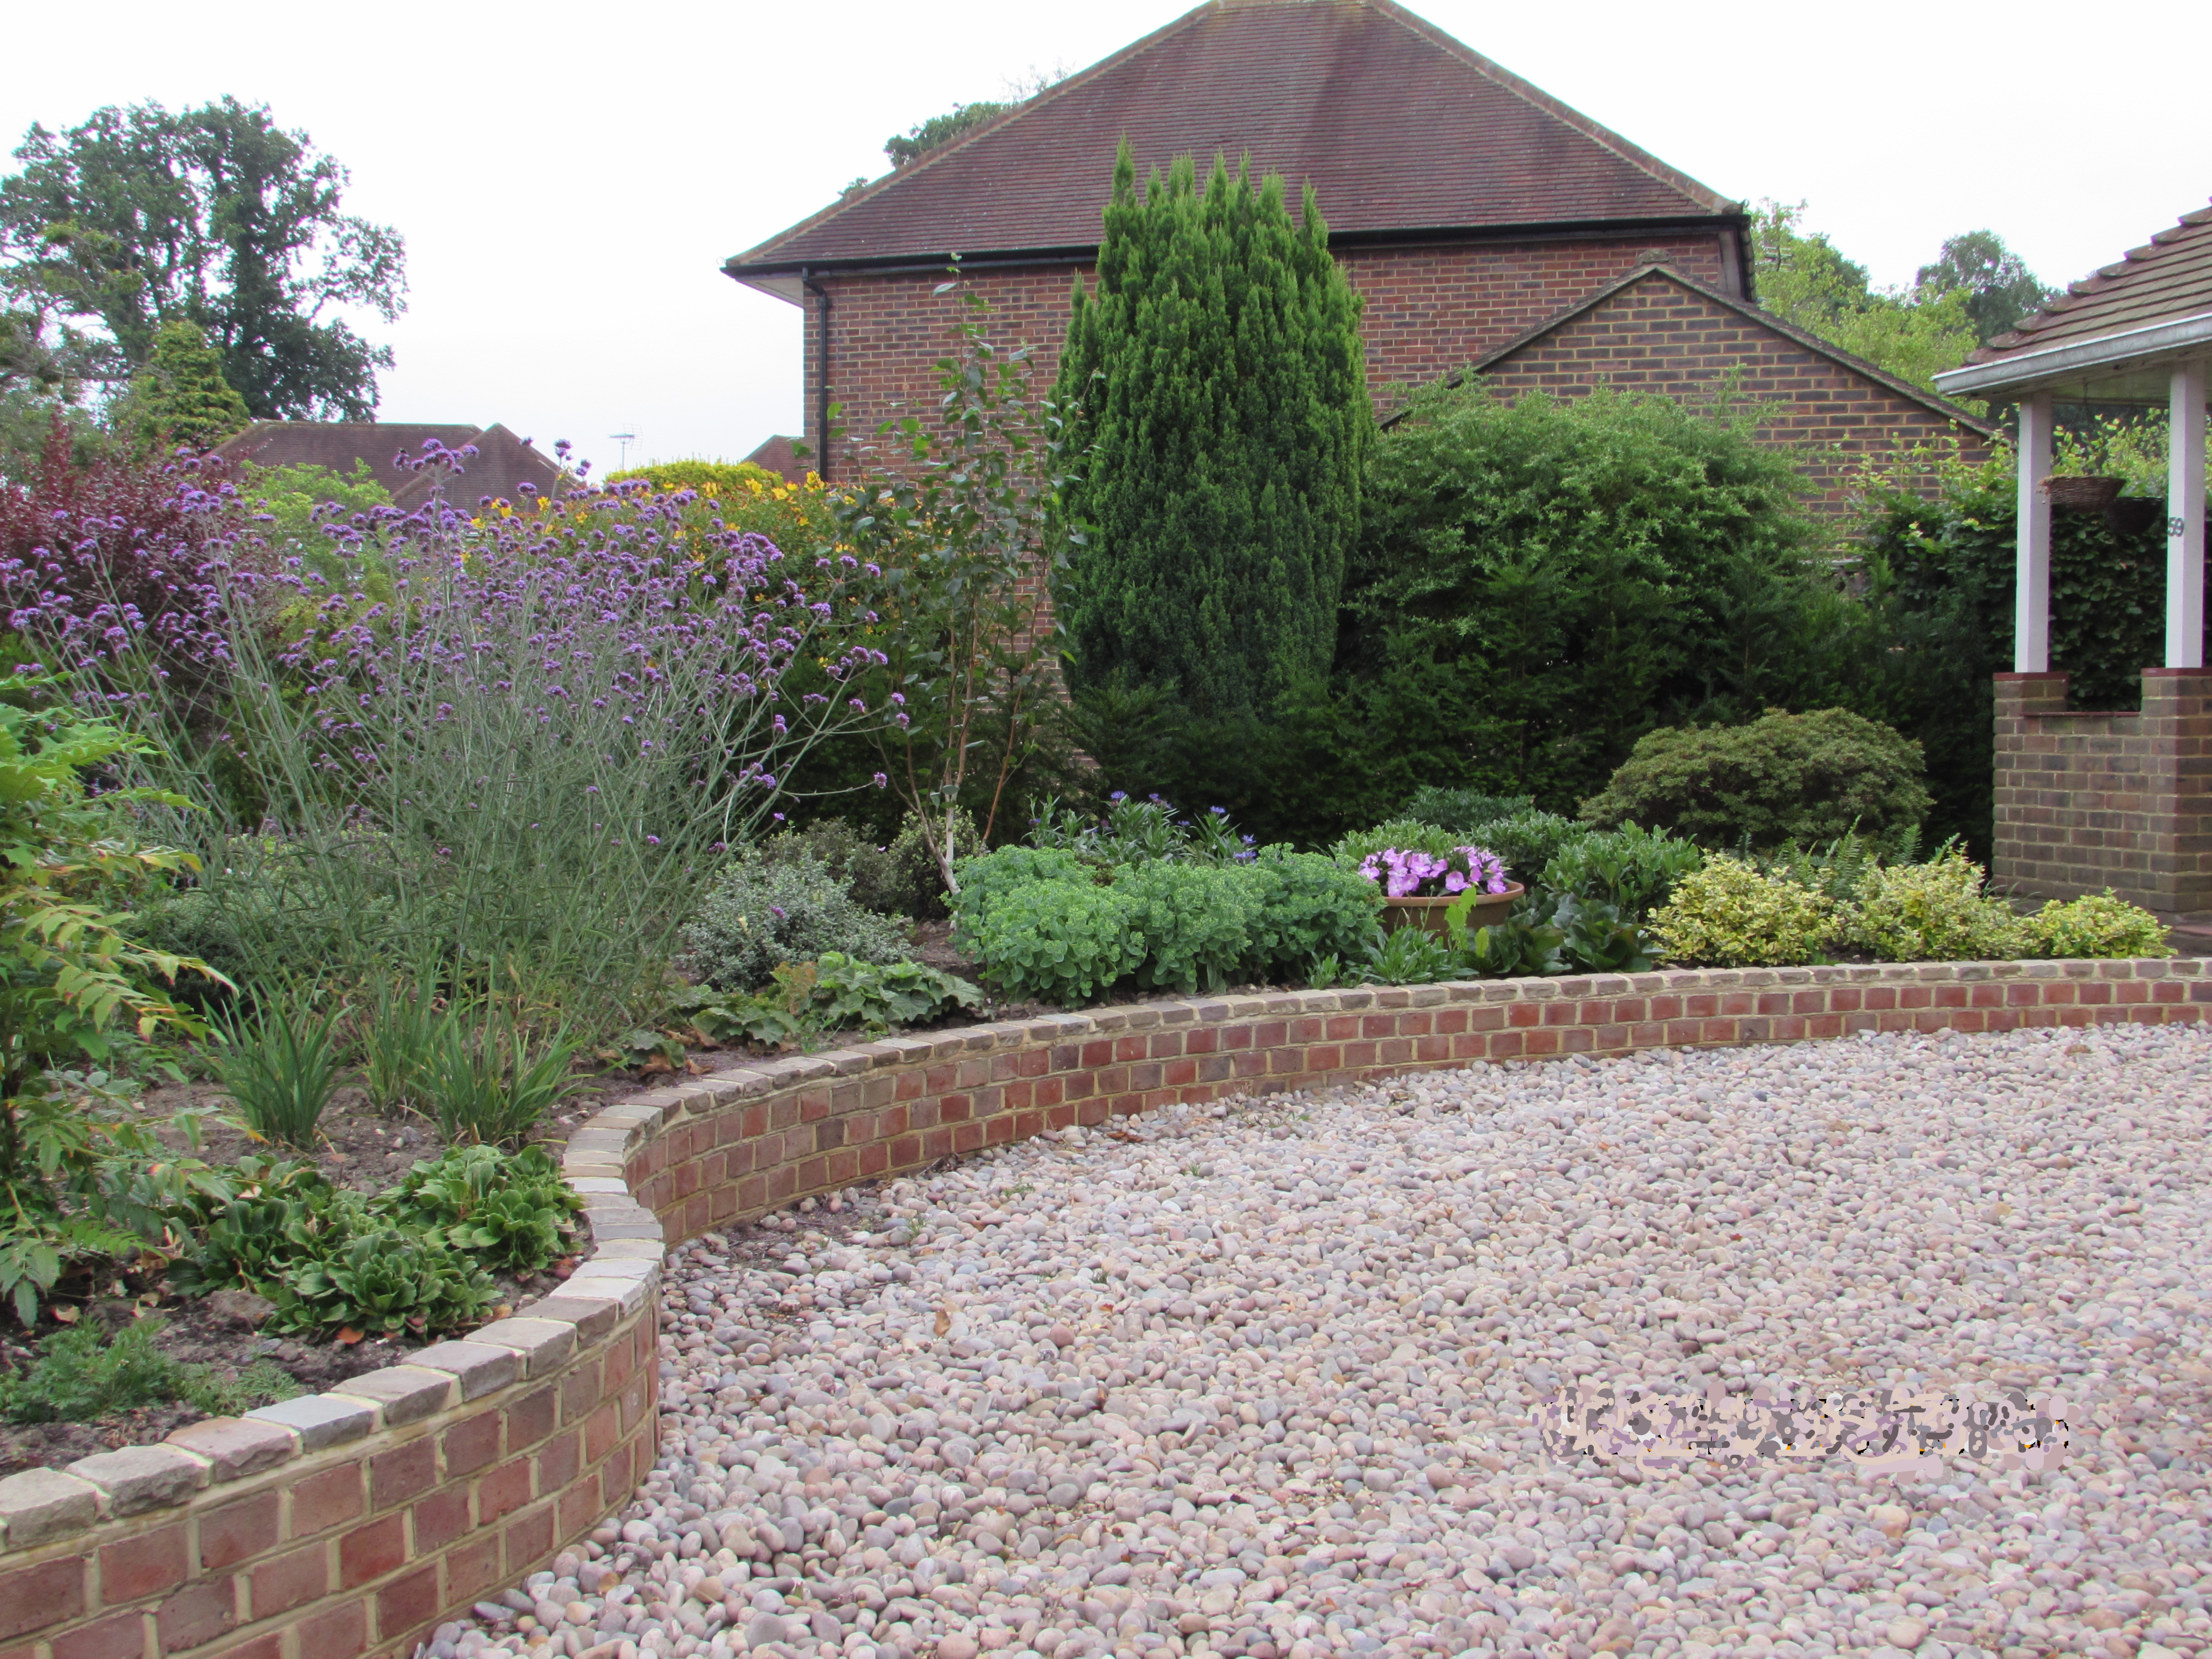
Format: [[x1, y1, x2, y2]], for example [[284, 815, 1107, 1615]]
[[1052, 143, 1368, 717], [119, 320, 250, 453]]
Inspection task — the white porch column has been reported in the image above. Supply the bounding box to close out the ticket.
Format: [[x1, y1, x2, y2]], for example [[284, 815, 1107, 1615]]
[[2016, 389, 2054, 672], [2169, 359, 2207, 669]]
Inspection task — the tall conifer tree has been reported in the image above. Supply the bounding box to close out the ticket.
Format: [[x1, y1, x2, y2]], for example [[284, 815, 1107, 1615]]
[[121, 319, 250, 452], [1052, 142, 1367, 716]]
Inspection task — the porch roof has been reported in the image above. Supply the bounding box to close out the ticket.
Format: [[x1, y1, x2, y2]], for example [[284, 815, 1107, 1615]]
[[1936, 200, 2212, 402]]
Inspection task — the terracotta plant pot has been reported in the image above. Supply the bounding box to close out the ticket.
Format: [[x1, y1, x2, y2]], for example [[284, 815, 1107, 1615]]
[[2039, 474, 2123, 510], [1381, 882, 1525, 937]]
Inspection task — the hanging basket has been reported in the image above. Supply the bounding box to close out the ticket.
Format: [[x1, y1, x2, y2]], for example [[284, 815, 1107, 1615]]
[[2040, 474, 2124, 510], [2104, 496, 2163, 537]]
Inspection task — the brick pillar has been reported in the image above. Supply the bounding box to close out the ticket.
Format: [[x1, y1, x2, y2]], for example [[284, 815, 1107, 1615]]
[[1993, 671, 2069, 899], [2142, 667, 2212, 916]]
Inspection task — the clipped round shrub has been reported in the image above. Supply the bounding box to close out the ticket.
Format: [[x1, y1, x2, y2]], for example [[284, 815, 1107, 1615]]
[[1649, 857, 1839, 967], [2020, 891, 2170, 960], [1239, 848, 1381, 980], [1580, 707, 1932, 848], [604, 458, 789, 493], [962, 881, 1146, 1008], [1847, 848, 2027, 963], [680, 848, 910, 991]]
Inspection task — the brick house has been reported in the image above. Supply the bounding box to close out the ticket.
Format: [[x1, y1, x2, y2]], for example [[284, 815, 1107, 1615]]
[[724, 0, 1987, 509]]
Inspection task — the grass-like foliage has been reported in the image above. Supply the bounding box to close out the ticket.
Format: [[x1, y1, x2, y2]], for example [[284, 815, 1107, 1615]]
[[417, 1018, 582, 1149], [0, 1318, 299, 1425], [356, 974, 450, 1115], [213, 995, 343, 1149]]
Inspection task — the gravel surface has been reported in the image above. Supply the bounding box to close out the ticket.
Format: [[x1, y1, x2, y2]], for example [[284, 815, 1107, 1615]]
[[436, 1024, 2212, 1659]]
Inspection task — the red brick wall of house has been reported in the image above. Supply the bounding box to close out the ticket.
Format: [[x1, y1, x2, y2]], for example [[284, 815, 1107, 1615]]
[[801, 238, 1979, 517], [805, 232, 1737, 479], [1473, 269, 1990, 514]]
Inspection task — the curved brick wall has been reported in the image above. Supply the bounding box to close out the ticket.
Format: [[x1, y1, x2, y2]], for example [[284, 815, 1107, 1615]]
[[2, 955, 2203, 1659]]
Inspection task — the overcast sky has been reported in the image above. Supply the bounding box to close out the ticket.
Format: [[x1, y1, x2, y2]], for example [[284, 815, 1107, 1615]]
[[8, 0, 2206, 474]]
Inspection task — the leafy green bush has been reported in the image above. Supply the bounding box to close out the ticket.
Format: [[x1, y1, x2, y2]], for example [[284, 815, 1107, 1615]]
[[754, 818, 909, 916], [886, 807, 982, 920], [213, 996, 344, 1149], [680, 848, 911, 992], [1114, 862, 1258, 994], [677, 953, 980, 1043], [1538, 824, 1705, 919], [2021, 892, 2169, 960], [1751, 830, 1896, 904], [1460, 812, 1590, 885], [280, 1228, 497, 1339], [1580, 707, 1932, 849], [1330, 819, 1468, 870], [959, 881, 1147, 1007], [0, 1319, 299, 1425], [1650, 857, 1840, 967], [384, 1145, 582, 1272], [1846, 848, 2028, 962], [1239, 848, 1381, 982], [950, 847, 1095, 932], [1400, 787, 1535, 832]]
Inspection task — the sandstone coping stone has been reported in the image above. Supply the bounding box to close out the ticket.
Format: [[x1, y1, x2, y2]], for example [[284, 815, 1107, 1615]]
[[68, 1444, 206, 1515], [569, 1177, 631, 1196], [469, 1317, 578, 1376], [246, 1391, 377, 1452], [593, 1240, 664, 1261], [328, 1364, 457, 1425], [0, 1467, 101, 1548], [165, 1417, 297, 1481], [408, 1340, 520, 1401], [513, 1294, 625, 1343]]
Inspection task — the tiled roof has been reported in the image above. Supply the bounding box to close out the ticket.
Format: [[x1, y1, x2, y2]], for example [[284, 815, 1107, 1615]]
[[727, 0, 1737, 279], [214, 421, 567, 510], [1966, 200, 2212, 364]]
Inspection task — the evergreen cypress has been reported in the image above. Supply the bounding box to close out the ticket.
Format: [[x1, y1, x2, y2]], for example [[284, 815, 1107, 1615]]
[[1052, 142, 1368, 716], [122, 320, 251, 453]]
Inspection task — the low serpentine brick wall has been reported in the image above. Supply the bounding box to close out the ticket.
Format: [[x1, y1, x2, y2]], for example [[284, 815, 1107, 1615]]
[[0, 956, 2201, 1659]]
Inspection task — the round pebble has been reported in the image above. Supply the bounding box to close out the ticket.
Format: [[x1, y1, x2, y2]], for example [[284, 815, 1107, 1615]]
[[441, 1025, 2212, 1659]]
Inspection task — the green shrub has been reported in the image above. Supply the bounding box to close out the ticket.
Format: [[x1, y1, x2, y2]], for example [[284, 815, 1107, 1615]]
[[959, 881, 1146, 1008], [754, 819, 908, 916], [2021, 891, 2169, 960], [0, 1319, 299, 1426], [1114, 862, 1258, 994], [1847, 848, 2027, 962], [1650, 857, 1840, 966], [1400, 787, 1535, 832], [1029, 794, 1252, 867], [1462, 812, 1591, 885], [886, 806, 983, 920], [1538, 824, 1705, 919], [680, 848, 910, 992], [278, 1227, 498, 1339], [1579, 707, 1932, 849], [1239, 848, 1381, 982], [1751, 829, 1896, 905]]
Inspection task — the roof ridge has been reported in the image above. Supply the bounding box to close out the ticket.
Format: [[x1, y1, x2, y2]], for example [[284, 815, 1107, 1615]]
[[1354, 0, 1735, 215]]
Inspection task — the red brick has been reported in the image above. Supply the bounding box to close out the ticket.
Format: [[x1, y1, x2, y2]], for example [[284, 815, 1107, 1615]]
[[442, 1408, 503, 1475], [155, 1580, 236, 1653], [196, 1492, 280, 1574], [292, 1600, 366, 1659], [287, 1464, 364, 1538], [374, 1563, 443, 1646], [411, 1487, 472, 1554], [0, 1558, 84, 1641], [338, 1514, 406, 1590], [100, 1524, 188, 1603], [248, 1544, 330, 1621], [51, 1611, 146, 1659], [371, 1436, 437, 1509]]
